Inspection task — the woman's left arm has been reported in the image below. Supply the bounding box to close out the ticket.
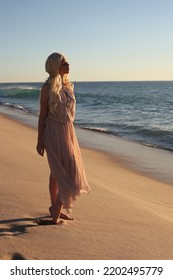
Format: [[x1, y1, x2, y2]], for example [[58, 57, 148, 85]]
[[36, 85, 49, 156]]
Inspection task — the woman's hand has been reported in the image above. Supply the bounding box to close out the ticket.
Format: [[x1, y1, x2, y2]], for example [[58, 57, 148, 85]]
[[36, 141, 45, 156]]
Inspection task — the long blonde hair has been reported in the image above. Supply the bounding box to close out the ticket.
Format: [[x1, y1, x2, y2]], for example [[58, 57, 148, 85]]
[[45, 52, 73, 115]]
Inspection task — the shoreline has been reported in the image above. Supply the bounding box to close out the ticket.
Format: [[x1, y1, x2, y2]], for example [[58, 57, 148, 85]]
[[0, 113, 173, 259], [1, 105, 173, 185]]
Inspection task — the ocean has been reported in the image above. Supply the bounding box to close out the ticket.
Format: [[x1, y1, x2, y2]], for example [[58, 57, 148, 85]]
[[1, 81, 173, 152]]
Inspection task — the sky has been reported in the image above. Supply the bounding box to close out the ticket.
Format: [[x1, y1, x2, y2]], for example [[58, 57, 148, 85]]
[[0, 0, 173, 82]]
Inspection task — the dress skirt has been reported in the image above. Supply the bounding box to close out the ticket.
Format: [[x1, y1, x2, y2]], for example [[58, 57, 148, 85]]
[[44, 117, 90, 212]]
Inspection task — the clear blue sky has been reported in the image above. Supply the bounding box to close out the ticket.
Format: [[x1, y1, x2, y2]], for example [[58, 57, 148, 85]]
[[0, 0, 173, 82]]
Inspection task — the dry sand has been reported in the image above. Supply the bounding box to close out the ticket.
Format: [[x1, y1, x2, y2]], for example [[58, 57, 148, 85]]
[[0, 114, 173, 260]]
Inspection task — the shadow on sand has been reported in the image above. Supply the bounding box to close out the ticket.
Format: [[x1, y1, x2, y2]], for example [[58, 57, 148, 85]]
[[11, 253, 26, 260], [0, 215, 51, 236]]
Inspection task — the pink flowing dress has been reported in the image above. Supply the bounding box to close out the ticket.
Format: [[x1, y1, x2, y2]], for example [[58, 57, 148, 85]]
[[44, 86, 91, 212]]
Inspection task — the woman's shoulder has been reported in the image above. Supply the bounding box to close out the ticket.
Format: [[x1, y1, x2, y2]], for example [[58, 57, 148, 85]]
[[42, 80, 49, 89], [41, 82, 50, 94], [40, 82, 50, 102]]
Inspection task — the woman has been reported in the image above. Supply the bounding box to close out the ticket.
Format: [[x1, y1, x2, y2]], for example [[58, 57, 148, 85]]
[[36, 52, 91, 224]]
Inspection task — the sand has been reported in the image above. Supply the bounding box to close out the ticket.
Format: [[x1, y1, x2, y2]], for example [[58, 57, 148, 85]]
[[0, 113, 173, 260]]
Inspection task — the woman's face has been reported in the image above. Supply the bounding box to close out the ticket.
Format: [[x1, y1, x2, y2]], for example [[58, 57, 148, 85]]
[[59, 58, 70, 76]]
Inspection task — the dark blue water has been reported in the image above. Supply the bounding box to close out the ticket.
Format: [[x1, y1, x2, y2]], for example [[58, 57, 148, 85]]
[[1, 81, 173, 152]]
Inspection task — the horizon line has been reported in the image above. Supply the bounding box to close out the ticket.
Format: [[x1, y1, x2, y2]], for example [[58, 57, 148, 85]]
[[0, 79, 173, 84]]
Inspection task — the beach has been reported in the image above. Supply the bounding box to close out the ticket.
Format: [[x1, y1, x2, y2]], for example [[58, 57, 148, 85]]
[[0, 112, 173, 260]]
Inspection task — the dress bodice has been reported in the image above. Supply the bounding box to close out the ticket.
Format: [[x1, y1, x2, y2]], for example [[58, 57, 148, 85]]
[[47, 87, 76, 123]]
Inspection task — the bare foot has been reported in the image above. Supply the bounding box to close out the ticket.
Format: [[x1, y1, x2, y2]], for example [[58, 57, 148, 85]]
[[60, 212, 74, 220], [49, 206, 61, 224]]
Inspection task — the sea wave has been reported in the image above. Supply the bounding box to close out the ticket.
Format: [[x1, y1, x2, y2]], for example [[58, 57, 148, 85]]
[[77, 123, 173, 152], [0, 88, 40, 99], [81, 126, 109, 133], [1, 81, 173, 153], [0, 83, 41, 99], [0, 102, 30, 113]]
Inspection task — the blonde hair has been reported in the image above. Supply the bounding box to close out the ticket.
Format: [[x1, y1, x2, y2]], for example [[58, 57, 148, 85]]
[[45, 52, 74, 115]]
